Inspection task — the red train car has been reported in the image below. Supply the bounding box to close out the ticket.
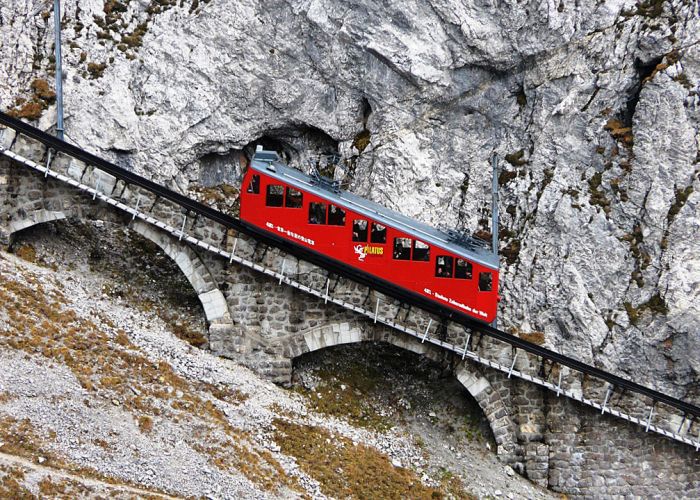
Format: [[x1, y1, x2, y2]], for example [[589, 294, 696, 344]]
[[240, 148, 500, 323]]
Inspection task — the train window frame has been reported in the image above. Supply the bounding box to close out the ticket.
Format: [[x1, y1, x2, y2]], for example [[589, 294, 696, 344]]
[[479, 272, 493, 292], [247, 174, 260, 194], [328, 204, 346, 226], [412, 240, 430, 261], [265, 184, 284, 207], [285, 187, 303, 208], [435, 255, 453, 278], [352, 219, 368, 242], [308, 202, 327, 225], [455, 259, 473, 279], [393, 237, 412, 260], [370, 223, 387, 244]]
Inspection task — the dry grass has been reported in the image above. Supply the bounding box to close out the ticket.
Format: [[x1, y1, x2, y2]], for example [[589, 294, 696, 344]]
[[273, 418, 443, 499], [518, 331, 545, 346], [0, 261, 291, 493], [14, 244, 37, 263], [294, 363, 393, 432], [0, 464, 34, 499]]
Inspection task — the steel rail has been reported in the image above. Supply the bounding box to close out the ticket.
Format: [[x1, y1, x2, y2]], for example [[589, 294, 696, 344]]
[[1, 111, 698, 419]]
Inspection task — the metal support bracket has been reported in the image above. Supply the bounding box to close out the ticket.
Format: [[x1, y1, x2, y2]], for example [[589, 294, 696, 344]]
[[44, 149, 52, 177], [462, 333, 471, 360], [179, 214, 187, 241], [229, 237, 238, 263], [601, 386, 613, 414], [279, 259, 286, 285], [646, 404, 655, 432], [556, 371, 563, 397], [132, 196, 141, 221], [421, 318, 433, 343], [508, 351, 518, 378]]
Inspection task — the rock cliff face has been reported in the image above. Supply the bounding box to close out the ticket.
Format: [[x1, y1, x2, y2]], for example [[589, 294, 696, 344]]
[[1, 0, 699, 399]]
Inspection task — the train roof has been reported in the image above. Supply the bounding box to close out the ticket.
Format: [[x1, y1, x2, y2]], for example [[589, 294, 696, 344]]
[[250, 149, 500, 270]]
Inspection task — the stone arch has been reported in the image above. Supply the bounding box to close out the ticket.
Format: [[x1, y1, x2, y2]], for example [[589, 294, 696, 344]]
[[8, 209, 67, 235], [2, 205, 232, 327], [130, 220, 231, 325], [285, 320, 520, 461]]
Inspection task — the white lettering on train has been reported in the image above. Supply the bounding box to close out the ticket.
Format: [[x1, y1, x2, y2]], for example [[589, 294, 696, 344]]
[[266, 222, 315, 246]]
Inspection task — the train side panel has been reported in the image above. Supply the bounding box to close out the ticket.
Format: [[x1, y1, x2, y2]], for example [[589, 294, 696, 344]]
[[240, 167, 499, 322]]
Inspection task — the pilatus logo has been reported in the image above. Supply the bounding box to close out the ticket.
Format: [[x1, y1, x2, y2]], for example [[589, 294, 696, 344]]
[[354, 245, 383, 262], [354, 244, 367, 262]]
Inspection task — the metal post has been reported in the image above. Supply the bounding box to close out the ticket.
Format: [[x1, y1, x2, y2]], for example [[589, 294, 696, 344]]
[[373, 298, 379, 323], [601, 386, 612, 414], [324, 278, 330, 303], [45, 150, 52, 177], [508, 351, 518, 378], [179, 215, 187, 241], [279, 259, 286, 285], [491, 152, 499, 255], [421, 318, 433, 343], [53, 0, 64, 141], [645, 405, 655, 432], [556, 371, 562, 397], [132, 196, 141, 220], [93, 178, 100, 200], [677, 415, 686, 434], [462, 333, 471, 360], [229, 238, 238, 263]]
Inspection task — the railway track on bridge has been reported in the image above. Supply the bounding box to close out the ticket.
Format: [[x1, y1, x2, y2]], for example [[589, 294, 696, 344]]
[[1, 111, 699, 451]]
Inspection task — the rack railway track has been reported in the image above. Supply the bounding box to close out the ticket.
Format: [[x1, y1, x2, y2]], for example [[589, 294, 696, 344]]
[[1, 111, 698, 451]]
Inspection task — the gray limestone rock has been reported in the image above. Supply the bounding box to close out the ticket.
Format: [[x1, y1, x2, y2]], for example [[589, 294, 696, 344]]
[[1, 0, 699, 400]]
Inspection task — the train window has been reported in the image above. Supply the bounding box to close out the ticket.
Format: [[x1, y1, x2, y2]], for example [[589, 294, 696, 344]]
[[246, 174, 260, 194], [370, 223, 386, 244], [266, 184, 284, 207], [479, 272, 493, 292], [285, 187, 303, 208], [393, 238, 412, 260], [308, 202, 327, 224], [455, 259, 473, 279], [412, 240, 430, 261], [328, 205, 346, 226], [352, 220, 368, 242], [435, 255, 453, 278]]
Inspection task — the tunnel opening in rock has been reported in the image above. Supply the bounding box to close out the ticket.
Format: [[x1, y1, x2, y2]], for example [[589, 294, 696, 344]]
[[291, 341, 496, 447], [243, 124, 339, 172], [9, 219, 208, 348], [197, 149, 247, 188]]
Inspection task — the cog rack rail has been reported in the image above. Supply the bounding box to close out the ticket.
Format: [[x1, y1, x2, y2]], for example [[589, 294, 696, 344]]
[[0, 111, 698, 451]]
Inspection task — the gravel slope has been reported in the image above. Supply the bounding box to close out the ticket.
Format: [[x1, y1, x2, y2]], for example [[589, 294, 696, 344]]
[[0, 220, 554, 499]]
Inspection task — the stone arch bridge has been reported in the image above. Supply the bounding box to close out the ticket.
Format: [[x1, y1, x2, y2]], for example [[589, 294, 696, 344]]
[[0, 119, 698, 498]]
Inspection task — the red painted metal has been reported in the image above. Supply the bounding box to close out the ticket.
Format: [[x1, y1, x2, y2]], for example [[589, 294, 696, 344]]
[[240, 167, 499, 323]]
